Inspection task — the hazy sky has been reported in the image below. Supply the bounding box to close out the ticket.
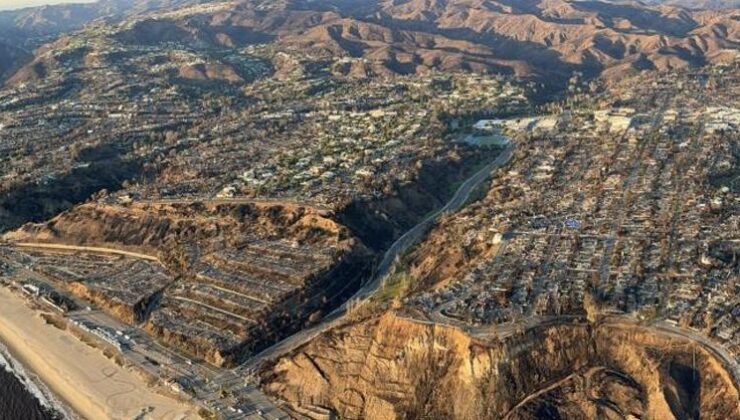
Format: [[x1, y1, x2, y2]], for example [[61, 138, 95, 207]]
[[0, 0, 97, 11]]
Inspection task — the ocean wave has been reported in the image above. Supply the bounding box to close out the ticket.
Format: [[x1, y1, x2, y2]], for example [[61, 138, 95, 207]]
[[0, 341, 72, 419]]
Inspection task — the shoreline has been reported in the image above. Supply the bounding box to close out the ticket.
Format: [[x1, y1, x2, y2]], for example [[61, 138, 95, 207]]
[[0, 341, 74, 419], [0, 287, 197, 420]]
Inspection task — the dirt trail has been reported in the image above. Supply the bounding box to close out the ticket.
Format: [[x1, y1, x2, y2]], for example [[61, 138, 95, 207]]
[[11, 242, 160, 261]]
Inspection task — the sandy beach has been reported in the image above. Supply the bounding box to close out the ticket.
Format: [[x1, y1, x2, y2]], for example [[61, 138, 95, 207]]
[[0, 287, 198, 420]]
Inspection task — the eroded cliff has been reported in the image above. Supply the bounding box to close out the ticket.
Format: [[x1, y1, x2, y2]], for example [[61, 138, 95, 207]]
[[263, 313, 740, 419]]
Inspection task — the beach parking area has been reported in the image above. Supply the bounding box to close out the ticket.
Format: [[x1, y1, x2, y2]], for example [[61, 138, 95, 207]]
[[0, 287, 197, 420]]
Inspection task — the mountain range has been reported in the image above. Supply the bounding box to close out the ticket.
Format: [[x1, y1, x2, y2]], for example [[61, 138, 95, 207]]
[[0, 0, 203, 79], [2, 0, 739, 87]]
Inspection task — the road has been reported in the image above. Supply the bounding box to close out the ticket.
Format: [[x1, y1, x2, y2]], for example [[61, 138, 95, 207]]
[[217, 94, 740, 415], [597, 316, 740, 392], [11, 242, 160, 262], [4, 138, 516, 383], [403, 312, 740, 410], [650, 321, 740, 389], [0, 140, 514, 420], [372, 142, 514, 283], [232, 140, 515, 375]]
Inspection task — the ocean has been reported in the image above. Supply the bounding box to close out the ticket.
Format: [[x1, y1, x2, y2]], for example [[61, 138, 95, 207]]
[[0, 344, 64, 420]]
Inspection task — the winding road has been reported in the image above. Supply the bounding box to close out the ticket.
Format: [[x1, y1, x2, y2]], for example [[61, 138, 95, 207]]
[[371, 142, 514, 288], [232, 140, 514, 375], [4, 140, 516, 420]]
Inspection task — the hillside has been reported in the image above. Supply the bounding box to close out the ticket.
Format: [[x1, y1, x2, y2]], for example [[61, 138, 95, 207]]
[[0, 0, 206, 82], [0, 39, 31, 80], [614, 0, 740, 9], [264, 314, 740, 419], [4, 0, 740, 88]]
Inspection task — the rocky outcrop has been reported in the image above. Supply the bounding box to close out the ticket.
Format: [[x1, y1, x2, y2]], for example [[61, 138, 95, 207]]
[[263, 314, 740, 419]]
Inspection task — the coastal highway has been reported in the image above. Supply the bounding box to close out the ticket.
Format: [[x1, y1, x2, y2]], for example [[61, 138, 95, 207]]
[[1, 140, 515, 420], [232, 140, 514, 375]]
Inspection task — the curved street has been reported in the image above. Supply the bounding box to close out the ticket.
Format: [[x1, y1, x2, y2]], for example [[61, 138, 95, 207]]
[[224, 127, 740, 417], [235, 140, 514, 373]]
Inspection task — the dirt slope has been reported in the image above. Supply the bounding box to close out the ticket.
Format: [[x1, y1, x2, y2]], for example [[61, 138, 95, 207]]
[[263, 313, 740, 419]]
